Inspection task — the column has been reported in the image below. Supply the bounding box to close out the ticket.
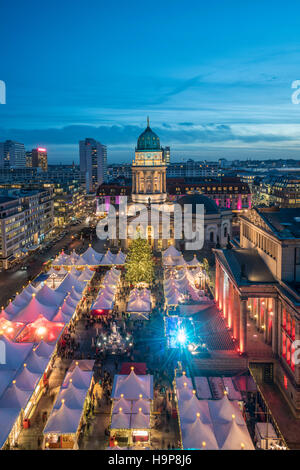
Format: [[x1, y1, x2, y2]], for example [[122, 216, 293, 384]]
[[233, 289, 240, 341], [219, 268, 224, 312], [228, 281, 233, 329], [272, 298, 279, 356], [240, 297, 248, 354], [263, 299, 268, 342], [215, 261, 220, 306]]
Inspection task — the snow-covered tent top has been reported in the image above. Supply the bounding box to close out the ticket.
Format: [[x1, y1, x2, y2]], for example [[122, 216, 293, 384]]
[[112, 397, 132, 414], [43, 402, 83, 435], [112, 370, 153, 400], [182, 415, 219, 450], [110, 410, 131, 429], [0, 336, 33, 370], [213, 418, 254, 450], [130, 410, 150, 429], [162, 245, 181, 258], [13, 295, 58, 324], [81, 246, 103, 266]]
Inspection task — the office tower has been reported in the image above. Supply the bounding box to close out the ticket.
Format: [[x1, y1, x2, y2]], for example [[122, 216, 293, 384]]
[[162, 146, 171, 165], [26, 151, 33, 167], [30, 147, 48, 171], [0, 140, 26, 168], [79, 138, 107, 193]]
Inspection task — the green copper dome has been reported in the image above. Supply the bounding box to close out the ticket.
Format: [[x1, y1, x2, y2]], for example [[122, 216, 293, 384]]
[[136, 117, 161, 151]]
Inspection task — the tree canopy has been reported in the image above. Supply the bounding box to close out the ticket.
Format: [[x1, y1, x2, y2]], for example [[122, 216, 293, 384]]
[[125, 237, 154, 285]]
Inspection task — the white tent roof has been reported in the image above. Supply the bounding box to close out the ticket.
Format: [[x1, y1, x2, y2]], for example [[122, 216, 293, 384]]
[[194, 377, 213, 400], [92, 294, 114, 310], [55, 274, 85, 296], [0, 383, 31, 409], [81, 246, 103, 266], [178, 395, 211, 424], [13, 295, 58, 323], [186, 255, 201, 266], [14, 366, 41, 391], [35, 340, 56, 358], [0, 371, 15, 399], [131, 398, 150, 414], [182, 416, 219, 450], [62, 365, 93, 390], [43, 402, 83, 435], [163, 246, 181, 258], [112, 371, 153, 400], [112, 397, 132, 414], [100, 250, 115, 266], [77, 269, 94, 282], [24, 351, 49, 374], [114, 251, 126, 265], [214, 419, 254, 450], [0, 409, 20, 449], [111, 411, 131, 429], [36, 284, 64, 306], [0, 337, 33, 370], [175, 375, 193, 390], [53, 383, 87, 410], [130, 410, 150, 429], [208, 396, 244, 425], [127, 297, 151, 313]]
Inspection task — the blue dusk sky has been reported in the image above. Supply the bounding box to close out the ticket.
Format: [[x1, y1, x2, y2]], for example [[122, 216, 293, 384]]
[[1, 0, 300, 164]]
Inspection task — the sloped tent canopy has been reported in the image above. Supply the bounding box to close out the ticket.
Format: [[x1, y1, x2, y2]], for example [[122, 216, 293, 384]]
[[0, 371, 16, 398], [99, 249, 116, 266], [43, 402, 83, 435], [114, 250, 126, 265], [53, 383, 87, 410], [175, 375, 193, 390], [127, 296, 151, 313], [178, 394, 211, 424], [0, 336, 33, 370], [208, 396, 244, 425], [0, 409, 20, 450], [194, 376, 213, 400], [162, 246, 182, 258], [13, 296, 58, 324], [48, 266, 68, 276], [62, 365, 94, 390], [14, 365, 41, 391], [77, 269, 94, 282], [112, 397, 132, 414], [52, 307, 73, 323], [110, 410, 131, 429], [55, 274, 85, 296], [131, 398, 150, 415], [80, 246, 103, 266], [186, 255, 201, 266], [0, 382, 32, 409], [112, 370, 153, 400], [15, 314, 65, 343], [213, 418, 254, 450], [182, 415, 219, 450], [36, 284, 65, 306], [130, 410, 150, 429]]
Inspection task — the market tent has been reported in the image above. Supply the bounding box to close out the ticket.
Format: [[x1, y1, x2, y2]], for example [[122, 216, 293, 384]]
[[36, 284, 65, 306], [43, 402, 83, 435], [178, 394, 211, 424], [0, 336, 33, 370], [114, 250, 126, 265], [47, 267, 67, 276], [110, 410, 131, 429], [34, 340, 56, 358], [100, 249, 115, 266], [222, 377, 242, 401], [92, 294, 114, 311], [186, 255, 201, 267], [213, 418, 254, 450], [14, 365, 41, 391], [175, 375, 193, 390], [130, 410, 150, 429], [15, 315, 64, 343], [52, 307, 73, 323], [62, 365, 94, 390], [127, 296, 151, 313], [81, 246, 103, 266], [182, 415, 219, 450], [25, 350, 50, 374], [112, 397, 132, 414], [53, 383, 87, 410], [0, 371, 15, 398], [194, 377, 213, 400], [13, 295, 58, 324], [233, 375, 257, 393], [77, 269, 94, 282], [162, 246, 181, 258], [112, 370, 153, 400], [0, 409, 20, 450], [208, 396, 245, 425], [55, 274, 85, 295], [131, 398, 150, 415], [69, 267, 81, 277], [0, 382, 31, 409]]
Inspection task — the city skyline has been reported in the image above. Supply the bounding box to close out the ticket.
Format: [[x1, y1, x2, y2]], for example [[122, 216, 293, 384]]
[[1, 0, 300, 164]]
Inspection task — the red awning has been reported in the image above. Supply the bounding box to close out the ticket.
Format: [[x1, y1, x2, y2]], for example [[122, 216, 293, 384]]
[[120, 362, 147, 375], [91, 309, 110, 316]]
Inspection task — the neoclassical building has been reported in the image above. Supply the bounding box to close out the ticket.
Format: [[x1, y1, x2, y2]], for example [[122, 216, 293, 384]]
[[214, 207, 300, 415], [131, 118, 167, 204]]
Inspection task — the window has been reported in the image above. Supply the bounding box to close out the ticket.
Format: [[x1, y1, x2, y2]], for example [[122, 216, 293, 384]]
[[224, 226, 228, 238], [210, 232, 214, 242]]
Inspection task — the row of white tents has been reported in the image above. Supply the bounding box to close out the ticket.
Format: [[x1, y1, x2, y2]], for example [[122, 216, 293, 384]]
[[126, 288, 152, 313], [52, 246, 126, 268], [163, 246, 202, 268], [175, 375, 254, 450], [164, 268, 210, 306], [0, 270, 94, 449], [43, 361, 94, 448], [110, 369, 153, 431], [91, 268, 121, 312]]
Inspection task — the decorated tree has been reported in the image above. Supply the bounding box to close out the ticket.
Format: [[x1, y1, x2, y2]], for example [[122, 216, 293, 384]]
[[125, 237, 154, 285]]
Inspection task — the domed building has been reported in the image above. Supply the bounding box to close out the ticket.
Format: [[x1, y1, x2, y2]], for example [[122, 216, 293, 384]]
[[132, 117, 167, 203]]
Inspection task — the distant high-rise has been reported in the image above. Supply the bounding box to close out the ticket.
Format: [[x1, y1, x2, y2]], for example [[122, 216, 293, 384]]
[[30, 147, 48, 171], [162, 146, 170, 165], [0, 140, 26, 168], [79, 138, 107, 193]]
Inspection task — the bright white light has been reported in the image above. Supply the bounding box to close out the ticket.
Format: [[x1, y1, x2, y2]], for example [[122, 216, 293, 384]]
[[177, 328, 187, 345], [37, 327, 47, 336], [188, 344, 194, 351]]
